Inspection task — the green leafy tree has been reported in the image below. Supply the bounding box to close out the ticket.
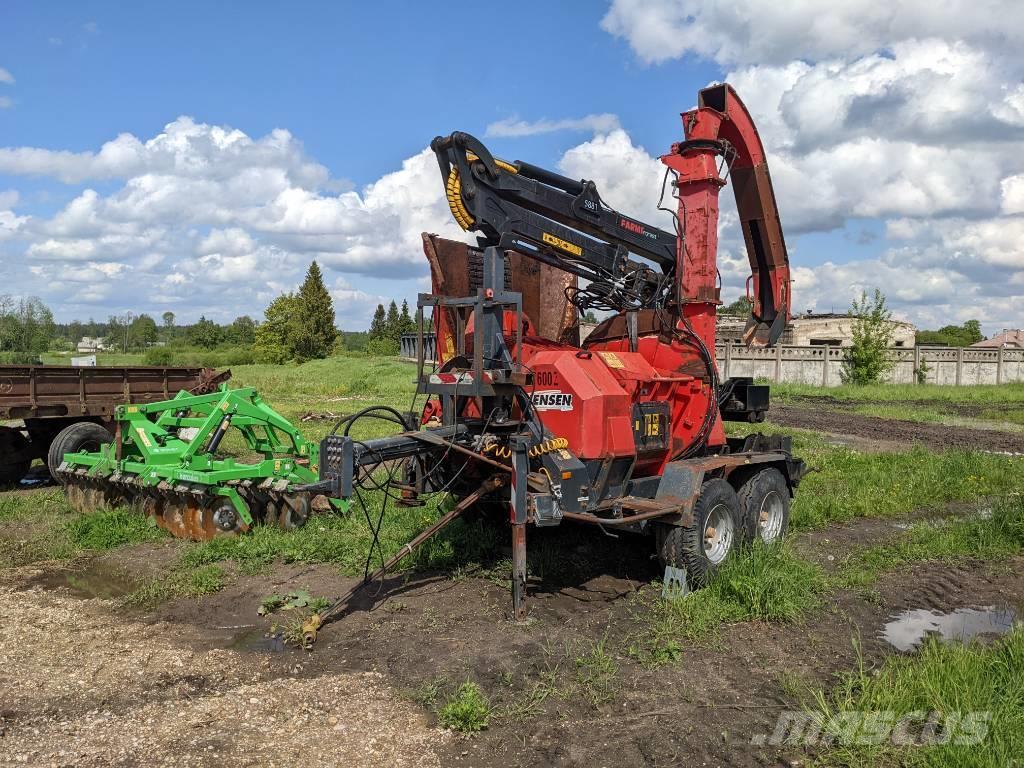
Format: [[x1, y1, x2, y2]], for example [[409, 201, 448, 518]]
[[130, 314, 159, 349], [842, 289, 895, 385], [719, 296, 753, 316], [227, 315, 257, 345], [254, 294, 301, 363], [369, 304, 387, 340], [187, 316, 225, 349], [916, 319, 984, 347], [67, 320, 84, 344], [291, 261, 337, 361], [161, 311, 175, 329], [0, 295, 55, 362]]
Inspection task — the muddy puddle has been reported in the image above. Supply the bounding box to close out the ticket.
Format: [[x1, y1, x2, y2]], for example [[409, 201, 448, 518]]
[[881, 606, 1018, 651], [29, 558, 142, 599], [226, 627, 289, 653]]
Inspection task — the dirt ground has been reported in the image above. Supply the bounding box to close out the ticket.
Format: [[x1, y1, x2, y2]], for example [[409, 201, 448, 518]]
[[769, 403, 1024, 454], [3, 403, 1023, 766], [2, 502, 1022, 768]]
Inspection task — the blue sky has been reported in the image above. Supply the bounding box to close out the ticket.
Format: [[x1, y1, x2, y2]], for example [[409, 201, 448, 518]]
[[1, 1, 1022, 334]]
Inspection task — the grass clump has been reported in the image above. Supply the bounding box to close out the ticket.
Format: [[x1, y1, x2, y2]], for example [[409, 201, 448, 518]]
[[179, 495, 503, 578], [633, 543, 826, 664], [65, 507, 166, 551], [815, 631, 1024, 767], [125, 565, 226, 606], [437, 682, 490, 733], [839, 495, 1024, 588], [573, 637, 619, 706]]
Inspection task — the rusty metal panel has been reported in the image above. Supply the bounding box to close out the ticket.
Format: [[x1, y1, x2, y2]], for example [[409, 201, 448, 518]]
[[0, 366, 228, 419], [421, 233, 577, 344]]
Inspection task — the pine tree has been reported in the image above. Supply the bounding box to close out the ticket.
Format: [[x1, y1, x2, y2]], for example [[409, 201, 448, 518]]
[[292, 260, 337, 361], [399, 299, 416, 335], [369, 304, 387, 340], [384, 300, 401, 343]]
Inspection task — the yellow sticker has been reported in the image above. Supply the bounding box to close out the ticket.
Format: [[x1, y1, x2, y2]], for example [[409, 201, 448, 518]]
[[598, 351, 625, 368], [541, 232, 583, 256], [135, 427, 152, 448], [274, 459, 281, 472], [127, 406, 138, 413]]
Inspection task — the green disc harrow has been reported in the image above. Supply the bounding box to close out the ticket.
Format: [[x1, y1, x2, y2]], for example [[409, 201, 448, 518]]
[[56, 385, 344, 541]]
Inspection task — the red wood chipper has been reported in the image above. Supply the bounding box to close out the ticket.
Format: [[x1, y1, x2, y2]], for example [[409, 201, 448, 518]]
[[303, 84, 805, 637]]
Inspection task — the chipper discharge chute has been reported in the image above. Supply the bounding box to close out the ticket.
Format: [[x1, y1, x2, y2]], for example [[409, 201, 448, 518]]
[[55, 385, 343, 540]]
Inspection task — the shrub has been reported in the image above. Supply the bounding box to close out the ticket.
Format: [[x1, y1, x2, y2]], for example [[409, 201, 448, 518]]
[[842, 289, 895, 385], [144, 347, 176, 365], [367, 337, 400, 357]]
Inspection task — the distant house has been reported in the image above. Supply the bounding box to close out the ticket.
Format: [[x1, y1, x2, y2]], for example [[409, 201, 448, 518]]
[[76, 336, 107, 353], [717, 312, 917, 348], [971, 330, 1024, 349]]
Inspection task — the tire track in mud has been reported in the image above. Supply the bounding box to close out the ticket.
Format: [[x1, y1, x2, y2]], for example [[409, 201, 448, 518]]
[[769, 404, 1024, 453]]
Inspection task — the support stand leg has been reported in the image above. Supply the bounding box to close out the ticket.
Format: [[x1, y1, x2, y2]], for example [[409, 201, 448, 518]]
[[512, 522, 527, 621]]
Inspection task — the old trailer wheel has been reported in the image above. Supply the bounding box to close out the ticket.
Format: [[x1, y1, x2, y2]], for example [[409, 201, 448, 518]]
[[656, 478, 741, 587], [0, 426, 31, 486], [737, 468, 790, 545], [47, 422, 113, 480]]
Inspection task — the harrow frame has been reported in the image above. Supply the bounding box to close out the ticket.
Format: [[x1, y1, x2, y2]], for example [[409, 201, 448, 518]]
[[58, 385, 343, 539]]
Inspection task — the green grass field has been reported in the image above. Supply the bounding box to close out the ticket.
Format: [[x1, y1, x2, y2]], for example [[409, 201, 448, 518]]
[[5, 353, 1024, 751]]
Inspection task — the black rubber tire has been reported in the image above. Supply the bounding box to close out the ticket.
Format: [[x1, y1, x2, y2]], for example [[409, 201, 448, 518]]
[[47, 421, 113, 480], [736, 468, 790, 545], [0, 426, 31, 486], [656, 478, 741, 588]]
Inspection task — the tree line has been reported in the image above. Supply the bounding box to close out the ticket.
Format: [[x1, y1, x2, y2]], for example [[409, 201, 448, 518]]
[[0, 262, 342, 365]]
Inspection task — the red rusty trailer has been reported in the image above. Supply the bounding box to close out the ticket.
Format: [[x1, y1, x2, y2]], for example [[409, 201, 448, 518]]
[[0, 364, 229, 485]]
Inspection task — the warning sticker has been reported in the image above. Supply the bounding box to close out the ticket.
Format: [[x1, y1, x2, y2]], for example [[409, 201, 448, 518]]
[[531, 390, 574, 412], [598, 351, 625, 369]]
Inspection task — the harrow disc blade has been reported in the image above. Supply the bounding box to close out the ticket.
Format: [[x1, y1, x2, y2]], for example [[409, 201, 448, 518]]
[[276, 493, 311, 530], [64, 480, 88, 513], [161, 498, 189, 539]]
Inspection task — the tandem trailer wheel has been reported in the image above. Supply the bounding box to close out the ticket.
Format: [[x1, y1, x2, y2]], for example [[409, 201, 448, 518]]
[[656, 478, 741, 588]]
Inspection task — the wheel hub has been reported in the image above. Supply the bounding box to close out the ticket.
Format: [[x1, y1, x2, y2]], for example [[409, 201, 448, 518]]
[[703, 502, 734, 564], [213, 505, 238, 531], [758, 490, 785, 542]]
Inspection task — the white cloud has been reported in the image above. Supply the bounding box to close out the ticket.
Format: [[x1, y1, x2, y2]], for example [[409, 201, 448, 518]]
[[0, 68, 13, 85], [486, 113, 621, 138], [0, 97, 12, 110], [1002, 175, 1024, 215], [557, 129, 667, 223], [601, 0, 1024, 66], [0, 116, 473, 324]]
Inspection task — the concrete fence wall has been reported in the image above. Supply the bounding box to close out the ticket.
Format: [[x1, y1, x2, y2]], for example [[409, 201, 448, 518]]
[[400, 333, 1024, 387], [717, 344, 1024, 386]]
